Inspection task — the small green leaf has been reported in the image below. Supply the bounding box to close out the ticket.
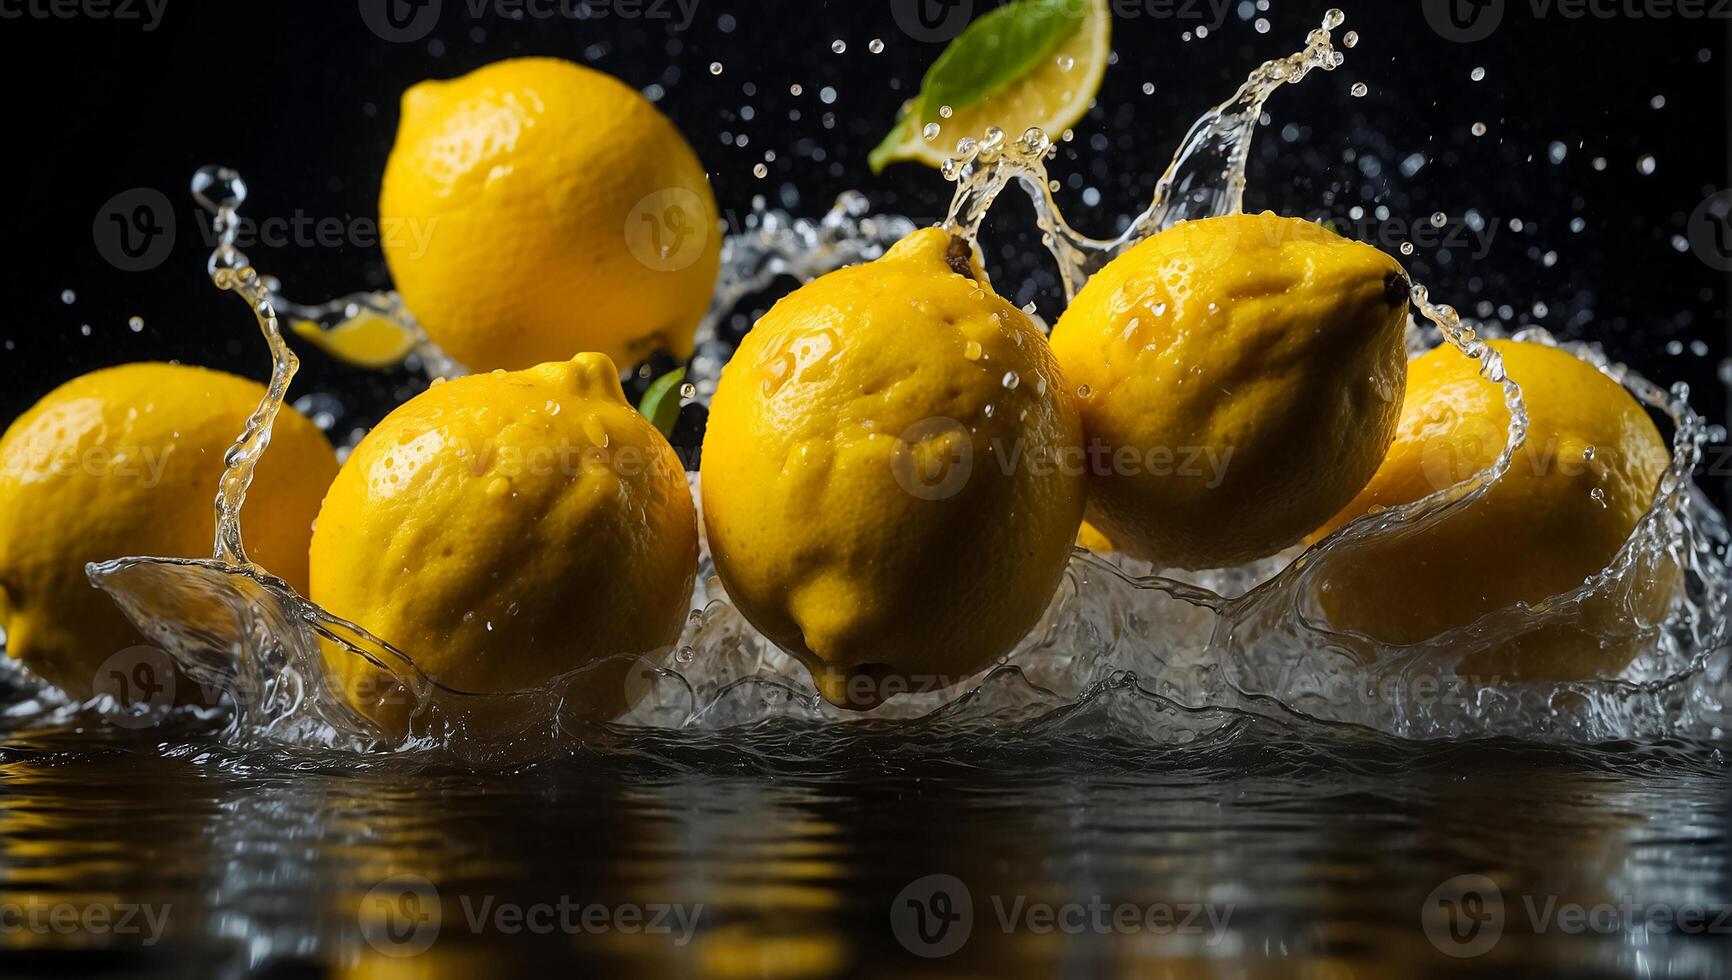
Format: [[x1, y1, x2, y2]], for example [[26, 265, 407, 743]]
[[870, 0, 1088, 173], [637, 367, 687, 439]]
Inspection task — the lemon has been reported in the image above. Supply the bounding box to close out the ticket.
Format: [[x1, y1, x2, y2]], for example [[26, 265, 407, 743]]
[[1048, 212, 1411, 569], [870, 0, 1111, 171], [700, 227, 1088, 709], [0, 363, 338, 697], [380, 57, 721, 373], [310, 353, 698, 732], [1311, 339, 1674, 680]]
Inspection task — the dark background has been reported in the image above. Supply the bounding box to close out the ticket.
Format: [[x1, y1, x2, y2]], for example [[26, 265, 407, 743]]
[[1, 0, 1728, 495]]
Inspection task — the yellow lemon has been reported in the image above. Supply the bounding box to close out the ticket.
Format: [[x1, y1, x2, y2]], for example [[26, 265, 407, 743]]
[[311, 353, 698, 731], [700, 227, 1088, 710], [1049, 212, 1411, 569], [1311, 339, 1674, 680], [0, 363, 338, 697], [380, 57, 721, 373]]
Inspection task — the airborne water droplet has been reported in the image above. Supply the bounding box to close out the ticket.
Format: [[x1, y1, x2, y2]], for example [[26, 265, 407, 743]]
[[708, 62, 724, 75], [128, 316, 145, 332], [1350, 82, 1368, 98], [831, 39, 846, 54], [60, 289, 75, 304], [922, 122, 941, 141], [868, 38, 884, 54], [1470, 66, 1486, 81], [1056, 54, 1075, 71], [1001, 371, 1020, 390]]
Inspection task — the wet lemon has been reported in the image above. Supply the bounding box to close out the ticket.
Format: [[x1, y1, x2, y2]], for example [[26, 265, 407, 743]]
[[0, 363, 338, 697], [1311, 339, 1674, 680], [1048, 212, 1410, 568], [311, 353, 698, 731], [701, 227, 1088, 710], [380, 57, 721, 373]]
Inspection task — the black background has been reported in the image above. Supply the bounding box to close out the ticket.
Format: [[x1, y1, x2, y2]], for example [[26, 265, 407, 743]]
[[0, 0, 1728, 496]]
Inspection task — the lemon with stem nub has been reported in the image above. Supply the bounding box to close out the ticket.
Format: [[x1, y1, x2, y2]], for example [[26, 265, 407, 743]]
[[310, 353, 698, 733], [701, 227, 1088, 710], [380, 57, 721, 373], [1049, 212, 1411, 569], [0, 363, 338, 698]]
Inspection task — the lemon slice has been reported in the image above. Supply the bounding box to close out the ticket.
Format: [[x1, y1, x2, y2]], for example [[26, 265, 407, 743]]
[[289, 313, 417, 370], [870, 0, 1112, 172]]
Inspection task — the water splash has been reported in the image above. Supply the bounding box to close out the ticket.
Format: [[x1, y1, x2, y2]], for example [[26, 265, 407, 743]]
[[56, 16, 1732, 759]]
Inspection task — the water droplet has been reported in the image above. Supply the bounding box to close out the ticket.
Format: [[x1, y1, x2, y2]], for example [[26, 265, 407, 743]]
[[1471, 122, 1488, 137], [1470, 66, 1486, 81], [1650, 94, 1666, 109], [1430, 212, 1447, 228], [1056, 54, 1075, 71], [1323, 8, 1346, 29], [868, 38, 884, 54], [128, 316, 144, 332], [1001, 371, 1020, 390], [1350, 82, 1368, 98], [789, 83, 803, 96], [1141, 81, 1155, 95], [60, 289, 75, 304], [938, 104, 953, 119], [1343, 30, 1359, 47], [831, 39, 846, 54], [1637, 154, 1657, 175], [963, 341, 983, 361], [1076, 384, 1092, 399], [79, 324, 92, 337], [679, 382, 697, 399], [753, 163, 768, 178], [922, 122, 941, 141], [1400, 242, 1416, 255], [708, 62, 724, 75]]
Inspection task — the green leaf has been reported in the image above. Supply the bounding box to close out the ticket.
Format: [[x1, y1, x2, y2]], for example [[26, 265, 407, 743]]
[[637, 367, 687, 439], [870, 0, 1088, 172]]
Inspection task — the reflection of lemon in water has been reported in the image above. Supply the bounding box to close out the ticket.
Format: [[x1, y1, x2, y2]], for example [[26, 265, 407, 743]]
[[701, 227, 1087, 709], [380, 57, 721, 373], [311, 354, 698, 731], [0, 364, 338, 697], [870, 0, 1112, 171], [1313, 339, 1675, 680], [1049, 212, 1411, 569]]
